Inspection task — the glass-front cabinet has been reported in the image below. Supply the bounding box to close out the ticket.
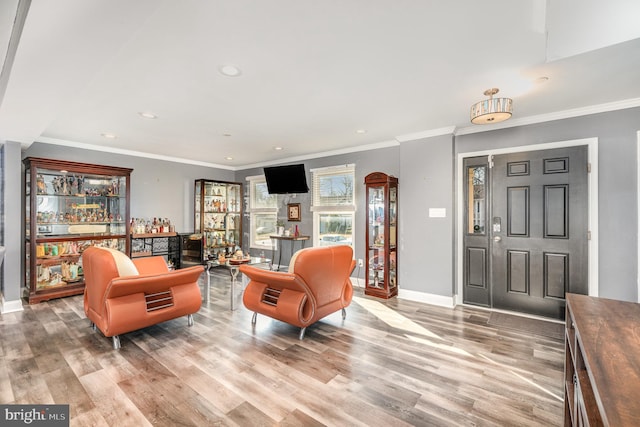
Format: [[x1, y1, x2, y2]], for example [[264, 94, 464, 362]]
[[24, 157, 132, 304], [364, 172, 398, 299], [194, 179, 243, 262]]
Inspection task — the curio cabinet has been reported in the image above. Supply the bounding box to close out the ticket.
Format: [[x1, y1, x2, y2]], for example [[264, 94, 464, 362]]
[[24, 157, 131, 303], [194, 179, 243, 262], [364, 172, 398, 298]]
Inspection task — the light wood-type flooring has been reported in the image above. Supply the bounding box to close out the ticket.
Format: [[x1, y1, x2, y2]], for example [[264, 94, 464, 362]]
[[0, 271, 565, 426]]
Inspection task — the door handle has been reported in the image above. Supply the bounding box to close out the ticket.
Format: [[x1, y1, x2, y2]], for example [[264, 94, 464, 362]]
[[493, 236, 502, 242]]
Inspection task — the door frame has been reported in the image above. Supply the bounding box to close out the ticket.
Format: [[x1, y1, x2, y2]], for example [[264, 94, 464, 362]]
[[455, 137, 599, 306], [637, 130, 640, 303]]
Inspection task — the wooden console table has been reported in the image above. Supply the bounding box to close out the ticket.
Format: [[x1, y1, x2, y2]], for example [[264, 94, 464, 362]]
[[565, 293, 640, 426], [269, 235, 309, 271]]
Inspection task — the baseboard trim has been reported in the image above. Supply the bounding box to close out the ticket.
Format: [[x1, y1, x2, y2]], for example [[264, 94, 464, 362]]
[[349, 277, 455, 308], [1, 295, 24, 314], [398, 288, 456, 308]]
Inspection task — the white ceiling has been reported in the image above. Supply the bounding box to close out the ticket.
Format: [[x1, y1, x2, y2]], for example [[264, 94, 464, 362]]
[[1, 0, 639, 169]]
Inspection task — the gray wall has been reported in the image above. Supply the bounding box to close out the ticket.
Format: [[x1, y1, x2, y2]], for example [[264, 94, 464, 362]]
[[235, 146, 400, 274], [24, 142, 235, 233], [2, 141, 23, 310], [399, 134, 455, 295], [456, 107, 640, 302]]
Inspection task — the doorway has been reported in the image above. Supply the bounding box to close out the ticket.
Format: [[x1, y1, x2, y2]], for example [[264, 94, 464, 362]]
[[461, 143, 592, 319]]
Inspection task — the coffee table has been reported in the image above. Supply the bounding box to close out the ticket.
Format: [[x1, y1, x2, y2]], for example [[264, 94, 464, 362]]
[[205, 257, 271, 310]]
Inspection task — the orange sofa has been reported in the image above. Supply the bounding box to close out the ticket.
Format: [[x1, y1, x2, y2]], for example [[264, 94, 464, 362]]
[[82, 246, 204, 349], [240, 245, 356, 339]]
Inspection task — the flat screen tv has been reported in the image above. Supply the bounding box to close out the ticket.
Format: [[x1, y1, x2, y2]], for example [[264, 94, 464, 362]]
[[263, 164, 309, 194]]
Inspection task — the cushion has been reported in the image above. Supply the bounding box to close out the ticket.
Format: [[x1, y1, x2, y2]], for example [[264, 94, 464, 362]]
[[288, 247, 315, 273], [100, 247, 139, 277]]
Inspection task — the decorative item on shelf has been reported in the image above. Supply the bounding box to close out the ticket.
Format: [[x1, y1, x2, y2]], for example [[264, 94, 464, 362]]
[[130, 217, 175, 235], [294, 224, 300, 237], [287, 203, 301, 221], [470, 88, 513, 124], [276, 219, 285, 236]]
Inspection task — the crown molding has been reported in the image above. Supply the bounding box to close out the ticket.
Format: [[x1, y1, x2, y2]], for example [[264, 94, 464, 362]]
[[238, 139, 399, 170], [395, 126, 457, 143], [35, 137, 235, 170]]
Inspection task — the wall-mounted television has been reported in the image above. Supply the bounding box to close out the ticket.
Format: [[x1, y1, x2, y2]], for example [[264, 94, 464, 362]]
[[263, 164, 309, 194]]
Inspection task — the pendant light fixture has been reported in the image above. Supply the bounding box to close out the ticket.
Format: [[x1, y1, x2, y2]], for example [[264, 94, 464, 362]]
[[470, 88, 513, 124]]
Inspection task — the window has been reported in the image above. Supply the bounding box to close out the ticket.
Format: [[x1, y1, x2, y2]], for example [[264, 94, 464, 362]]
[[247, 175, 277, 249], [311, 164, 355, 249]]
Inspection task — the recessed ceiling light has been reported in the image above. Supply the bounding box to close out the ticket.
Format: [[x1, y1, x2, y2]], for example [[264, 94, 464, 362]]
[[274, 146, 283, 151], [101, 133, 117, 139], [219, 65, 242, 77], [225, 156, 233, 161], [356, 129, 367, 134], [138, 112, 157, 119]]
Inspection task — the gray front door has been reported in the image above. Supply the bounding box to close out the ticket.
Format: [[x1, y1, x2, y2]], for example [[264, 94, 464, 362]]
[[463, 145, 589, 319]]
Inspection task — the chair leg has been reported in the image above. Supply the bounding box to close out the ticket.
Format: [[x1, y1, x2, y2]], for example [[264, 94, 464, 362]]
[[251, 312, 257, 325], [112, 335, 121, 350], [341, 308, 346, 319], [299, 327, 306, 340], [90, 321, 97, 331], [187, 313, 194, 327]]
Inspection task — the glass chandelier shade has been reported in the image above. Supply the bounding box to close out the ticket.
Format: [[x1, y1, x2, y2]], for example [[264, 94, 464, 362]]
[[470, 88, 513, 124]]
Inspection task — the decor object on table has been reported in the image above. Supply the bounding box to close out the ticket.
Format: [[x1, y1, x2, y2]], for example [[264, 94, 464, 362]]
[[470, 88, 512, 124], [240, 245, 356, 339], [82, 246, 203, 349], [287, 203, 301, 221]]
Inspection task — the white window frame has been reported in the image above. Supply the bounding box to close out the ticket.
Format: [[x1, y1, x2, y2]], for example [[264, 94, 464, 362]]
[[247, 174, 277, 250], [311, 164, 356, 250]]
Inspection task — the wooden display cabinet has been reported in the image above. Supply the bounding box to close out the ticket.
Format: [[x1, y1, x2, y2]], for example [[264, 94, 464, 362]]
[[24, 157, 131, 303], [564, 293, 640, 426], [364, 172, 398, 298], [194, 179, 243, 263]]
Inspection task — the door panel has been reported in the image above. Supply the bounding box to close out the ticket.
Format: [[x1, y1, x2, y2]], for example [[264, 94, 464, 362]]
[[544, 252, 568, 299], [507, 250, 530, 294], [467, 247, 487, 288], [507, 186, 529, 236], [463, 157, 490, 307], [491, 146, 588, 319]]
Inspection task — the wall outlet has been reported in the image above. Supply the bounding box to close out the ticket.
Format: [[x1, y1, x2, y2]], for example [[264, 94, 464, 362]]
[[358, 258, 363, 268]]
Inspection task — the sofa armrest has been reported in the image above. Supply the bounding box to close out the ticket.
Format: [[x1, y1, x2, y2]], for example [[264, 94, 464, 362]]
[[239, 265, 311, 293], [104, 265, 204, 300]]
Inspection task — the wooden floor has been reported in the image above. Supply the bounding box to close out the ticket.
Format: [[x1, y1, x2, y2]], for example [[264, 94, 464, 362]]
[[0, 271, 565, 426]]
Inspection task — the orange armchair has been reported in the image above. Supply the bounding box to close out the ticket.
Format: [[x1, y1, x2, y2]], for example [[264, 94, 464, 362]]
[[240, 245, 356, 339], [82, 246, 204, 349]]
